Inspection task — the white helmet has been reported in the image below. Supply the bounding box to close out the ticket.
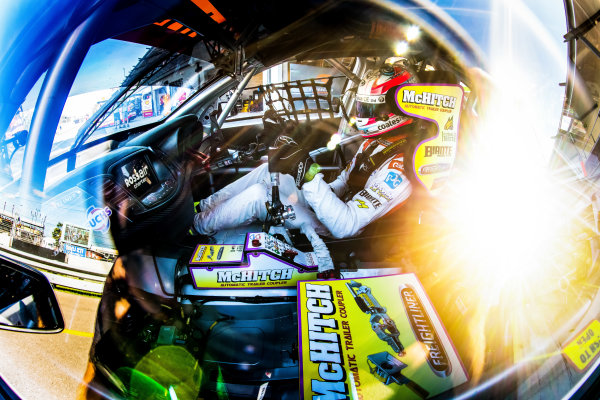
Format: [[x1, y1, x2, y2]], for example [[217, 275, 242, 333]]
[[354, 62, 417, 137]]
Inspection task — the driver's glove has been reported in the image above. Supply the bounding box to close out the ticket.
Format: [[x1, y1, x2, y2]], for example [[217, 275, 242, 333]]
[[268, 144, 314, 189]]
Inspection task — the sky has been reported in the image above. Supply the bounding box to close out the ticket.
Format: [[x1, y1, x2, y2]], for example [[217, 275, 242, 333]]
[[434, 0, 568, 163], [71, 39, 150, 96], [22, 39, 149, 112]]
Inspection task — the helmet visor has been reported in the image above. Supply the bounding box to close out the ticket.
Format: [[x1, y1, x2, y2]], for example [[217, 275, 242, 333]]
[[356, 101, 392, 120]]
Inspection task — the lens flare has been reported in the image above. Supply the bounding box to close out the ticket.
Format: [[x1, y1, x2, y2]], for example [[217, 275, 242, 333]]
[[406, 25, 420, 42], [394, 41, 409, 56]]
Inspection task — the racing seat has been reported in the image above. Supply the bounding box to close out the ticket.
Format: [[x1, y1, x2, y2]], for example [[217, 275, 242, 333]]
[[322, 192, 436, 269]]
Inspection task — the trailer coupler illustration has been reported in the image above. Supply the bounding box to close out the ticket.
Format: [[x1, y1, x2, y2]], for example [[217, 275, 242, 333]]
[[346, 280, 405, 355], [367, 351, 430, 399]]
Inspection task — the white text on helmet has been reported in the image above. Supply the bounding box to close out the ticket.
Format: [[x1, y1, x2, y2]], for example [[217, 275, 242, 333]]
[[402, 90, 457, 109], [378, 117, 403, 131], [356, 94, 386, 104]]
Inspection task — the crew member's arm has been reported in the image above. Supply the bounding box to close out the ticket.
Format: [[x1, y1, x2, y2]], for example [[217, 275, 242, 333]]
[[302, 163, 411, 239]]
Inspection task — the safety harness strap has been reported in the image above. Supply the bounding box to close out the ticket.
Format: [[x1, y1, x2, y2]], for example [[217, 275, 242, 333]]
[[345, 134, 410, 200]]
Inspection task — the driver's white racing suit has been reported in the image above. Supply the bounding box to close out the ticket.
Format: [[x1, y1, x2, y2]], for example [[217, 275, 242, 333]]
[[193, 135, 412, 239]]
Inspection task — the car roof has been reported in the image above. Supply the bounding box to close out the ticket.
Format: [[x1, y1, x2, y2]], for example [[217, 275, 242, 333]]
[[1, 0, 485, 123]]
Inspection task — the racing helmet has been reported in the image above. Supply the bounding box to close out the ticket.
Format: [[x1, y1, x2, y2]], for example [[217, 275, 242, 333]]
[[354, 61, 417, 137]]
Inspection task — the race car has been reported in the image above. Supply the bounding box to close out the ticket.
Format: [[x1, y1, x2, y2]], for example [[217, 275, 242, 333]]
[[0, 1, 598, 400]]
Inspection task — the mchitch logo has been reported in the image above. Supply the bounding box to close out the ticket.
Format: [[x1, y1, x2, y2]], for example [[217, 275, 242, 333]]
[[87, 206, 112, 233], [402, 90, 457, 109]]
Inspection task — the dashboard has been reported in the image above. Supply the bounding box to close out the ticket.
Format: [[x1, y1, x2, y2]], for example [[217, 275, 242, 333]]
[[43, 115, 202, 252], [107, 149, 179, 212]]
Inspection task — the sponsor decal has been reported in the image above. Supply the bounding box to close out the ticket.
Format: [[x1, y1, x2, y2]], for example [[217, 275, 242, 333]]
[[246, 233, 318, 267], [384, 171, 403, 189], [196, 245, 207, 259], [298, 275, 469, 400], [354, 199, 369, 209], [395, 84, 463, 193], [216, 268, 294, 283], [442, 131, 456, 142], [207, 246, 215, 260], [189, 233, 319, 289], [50, 189, 82, 209], [189, 252, 318, 289], [563, 319, 600, 371], [190, 244, 244, 265], [400, 284, 451, 377], [358, 163, 370, 173], [388, 157, 404, 172], [249, 232, 262, 242], [402, 90, 457, 109], [64, 243, 86, 257], [378, 118, 402, 131], [369, 184, 393, 202], [425, 146, 453, 157], [356, 94, 385, 104], [303, 283, 348, 399], [257, 383, 268, 400], [420, 163, 451, 175], [123, 164, 151, 190], [444, 115, 454, 130], [357, 189, 382, 209], [295, 161, 304, 187], [86, 206, 112, 233]]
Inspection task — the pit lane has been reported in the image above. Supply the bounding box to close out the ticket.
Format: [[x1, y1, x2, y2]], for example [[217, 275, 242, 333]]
[[0, 273, 593, 399], [0, 290, 99, 400]]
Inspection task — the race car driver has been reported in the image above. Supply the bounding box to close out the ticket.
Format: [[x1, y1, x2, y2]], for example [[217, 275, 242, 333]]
[[193, 61, 422, 241]]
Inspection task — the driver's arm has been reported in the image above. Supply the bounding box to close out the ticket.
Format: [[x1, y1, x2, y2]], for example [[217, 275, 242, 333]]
[[328, 159, 353, 197], [327, 140, 370, 197], [302, 163, 411, 239]]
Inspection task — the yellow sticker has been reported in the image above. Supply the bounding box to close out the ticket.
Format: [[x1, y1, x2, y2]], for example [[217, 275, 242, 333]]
[[395, 84, 464, 194], [298, 274, 469, 400], [189, 253, 318, 289], [563, 319, 600, 371], [189, 244, 244, 264]]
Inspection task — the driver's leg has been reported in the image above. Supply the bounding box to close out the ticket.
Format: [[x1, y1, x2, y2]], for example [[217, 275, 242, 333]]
[[199, 163, 271, 212], [194, 183, 269, 235], [278, 173, 329, 236]]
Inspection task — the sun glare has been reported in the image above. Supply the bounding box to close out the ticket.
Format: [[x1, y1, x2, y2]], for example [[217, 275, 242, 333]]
[[394, 40, 409, 56], [406, 25, 420, 42]]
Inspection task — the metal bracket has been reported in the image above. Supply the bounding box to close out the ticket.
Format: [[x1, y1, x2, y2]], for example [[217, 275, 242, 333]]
[[564, 9, 600, 42]]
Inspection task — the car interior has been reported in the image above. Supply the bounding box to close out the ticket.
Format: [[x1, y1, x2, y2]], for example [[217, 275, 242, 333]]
[[1, 1, 596, 399]]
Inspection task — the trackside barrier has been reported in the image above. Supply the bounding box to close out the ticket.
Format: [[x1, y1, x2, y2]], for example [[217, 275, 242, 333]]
[[0, 244, 108, 295]]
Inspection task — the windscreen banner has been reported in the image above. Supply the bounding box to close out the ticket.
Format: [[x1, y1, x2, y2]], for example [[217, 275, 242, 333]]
[[298, 274, 468, 399], [394, 83, 464, 195]]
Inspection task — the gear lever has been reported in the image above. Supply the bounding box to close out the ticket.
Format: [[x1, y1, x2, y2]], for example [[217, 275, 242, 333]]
[[263, 172, 295, 231]]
